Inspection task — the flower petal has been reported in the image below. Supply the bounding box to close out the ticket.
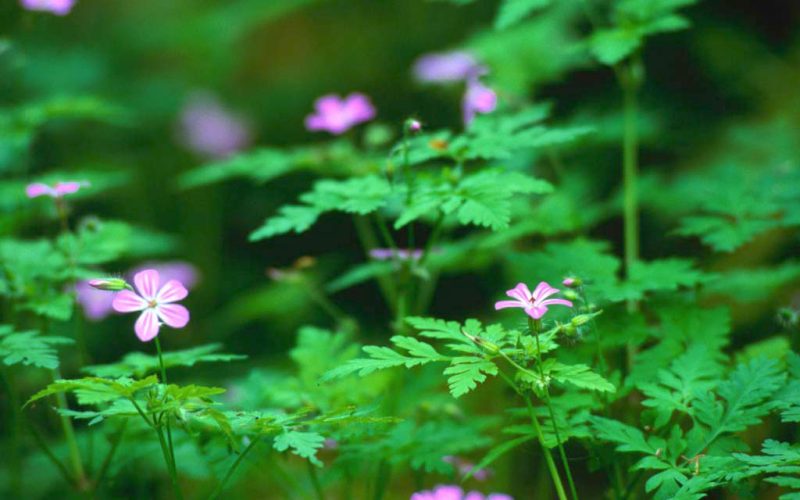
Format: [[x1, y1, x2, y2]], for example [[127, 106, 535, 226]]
[[111, 290, 148, 313], [156, 304, 190, 329], [495, 300, 525, 310], [525, 305, 548, 319], [506, 282, 532, 302], [53, 181, 84, 196], [156, 280, 188, 303], [134, 269, 160, 300], [25, 183, 55, 198], [540, 298, 573, 308], [135, 309, 161, 342]]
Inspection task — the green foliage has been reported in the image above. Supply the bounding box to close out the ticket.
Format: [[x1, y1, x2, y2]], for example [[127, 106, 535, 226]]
[[0, 325, 72, 370], [494, 0, 551, 30], [730, 440, 800, 496], [83, 343, 246, 378]]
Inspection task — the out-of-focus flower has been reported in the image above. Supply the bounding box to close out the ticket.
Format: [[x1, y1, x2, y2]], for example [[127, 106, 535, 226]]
[[76, 280, 116, 321], [305, 93, 376, 135], [26, 181, 87, 199], [410, 485, 512, 500], [20, 0, 76, 16], [179, 92, 251, 159], [495, 281, 573, 320], [562, 277, 581, 288], [407, 118, 423, 133], [413, 51, 484, 83], [112, 269, 190, 342], [369, 248, 423, 261], [442, 456, 492, 481], [129, 261, 199, 290], [463, 78, 497, 125]]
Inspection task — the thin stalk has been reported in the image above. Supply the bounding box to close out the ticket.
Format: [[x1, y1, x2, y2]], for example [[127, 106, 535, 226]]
[[372, 459, 392, 500], [154, 337, 182, 500], [2, 367, 23, 495], [307, 461, 325, 500], [155, 424, 183, 499], [93, 420, 128, 491], [497, 368, 567, 500], [529, 318, 578, 500], [353, 215, 396, 310], [27, 420, 77, 487], [210, 435, 262, 499], [621, 58, 641, 312], [373, 213, 398, 253], [51, 368, 87, 489]]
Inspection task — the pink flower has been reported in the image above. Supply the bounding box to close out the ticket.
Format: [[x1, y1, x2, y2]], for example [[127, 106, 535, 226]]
[[179, 92, 251, 159], [112, 269, 190, 342], [369, 248, 423, 261], [413, 51, 484, 83], [129, 261, 199, 290], [305, 93, 376, 135], [25, 181, 87, 199], [410, 485, 512, 500], [20, 0, 75, 15], [495, 281, 573, 320], [76, 280, 116, 321], [463, 78, 497, 125]]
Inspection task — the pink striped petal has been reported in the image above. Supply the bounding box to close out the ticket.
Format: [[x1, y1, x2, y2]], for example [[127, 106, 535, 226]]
[[26, 183, 55, 198], [506, 283, 532, 302], [525, 305, 548, 319], [53, 181, 84, 196], [540, 298, 573, 308], [135, 309, 161, 342], [111, 290, 148, 312], [134, 269, 160, 300], [495, 300, 525, 310], [156, 280, 188, 303], [156, 304, 189, 329], [531, 281, 558, 301]]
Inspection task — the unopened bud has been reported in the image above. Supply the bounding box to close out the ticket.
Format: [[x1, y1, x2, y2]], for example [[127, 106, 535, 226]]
[[571, 314, 592, 327], [460, 327, 499, 353], [88, 278, 128, 292], [563, 290, 579, 301], [562, 277, 582, 288], [406, 118, 422, 133]]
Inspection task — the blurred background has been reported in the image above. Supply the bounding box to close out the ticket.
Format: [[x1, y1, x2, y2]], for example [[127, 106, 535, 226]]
[[2, 0, 800, 497]]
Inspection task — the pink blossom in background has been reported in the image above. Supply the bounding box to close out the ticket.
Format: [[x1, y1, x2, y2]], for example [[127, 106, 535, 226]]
[[179, 92, 251, 159], [112, 269, 190, 342], [442, 456, 491, 481], [129, 261, 199, 290], [410, 485, 512, 500], [463, 78, 497, 125], [413, 51, 484, 83], [75, 280, 115, 321], [305, 93, 376, 135], [495, 281, 573, 320], [369, 248, 423, 261], [25, 181, 87, 199], [20, 0, 76, 15]]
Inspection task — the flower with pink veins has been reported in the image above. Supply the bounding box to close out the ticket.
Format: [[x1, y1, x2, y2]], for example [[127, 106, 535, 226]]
[[112, 269, 190, 342], [26, 181, 87, 199], [305, 93, 376, 135], [410, 485, 512, 500], [495, 281, 573, 320], [20, 0, 76, 15]]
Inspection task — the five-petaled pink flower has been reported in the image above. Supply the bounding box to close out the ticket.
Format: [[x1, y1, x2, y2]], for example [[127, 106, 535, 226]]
[[26, 181, 87, 199], [112, 269, 190, 342], [20, 0, 76, 15], [305, 93, 376, 135], [495, 281, 572, 319]]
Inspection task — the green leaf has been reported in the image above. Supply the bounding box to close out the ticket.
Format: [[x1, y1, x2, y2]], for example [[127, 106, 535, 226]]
[[591, 416, 666, 455], [0, 325, 72, 370], [325, 261, 395, 294], [178, 148, 299, 189], [589, 28, 642, 65], [608, 258, 709, 302], [549, 362, 616, 393], [83, 343, 245, 378], [273, 430, 325, 466], [249, 205, 321, 241], [321, 336, 447, 381], [494, 0, 551, 29], [444, 357, 498, 398]]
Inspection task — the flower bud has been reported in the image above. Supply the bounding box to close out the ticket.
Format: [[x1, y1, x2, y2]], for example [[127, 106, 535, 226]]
[[563, 290, 579, 301], [406, 118, 422, 133], [562, 277, 580, 288], [571, 314, 592, 327], [87, 278, 129, 292]]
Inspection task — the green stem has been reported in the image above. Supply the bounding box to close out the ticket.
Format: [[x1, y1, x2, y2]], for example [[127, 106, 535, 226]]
[[154, 337, 182, 500], [210, 435, 262, 499], [93, 420, 128, 492], [307, 460, 325, 500], [353, 215, 396, 311], [51, 368, 87, 489], [621, 58, 641, 312], [529, 319, 578, 500], [1, 367, 23, 495], [26, 420, 77, 487], [496, 369, 567, 500], [372, 459, 392, 500]]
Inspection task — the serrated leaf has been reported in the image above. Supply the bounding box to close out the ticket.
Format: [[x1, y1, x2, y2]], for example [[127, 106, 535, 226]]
[[273, 430, 325, 466]]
